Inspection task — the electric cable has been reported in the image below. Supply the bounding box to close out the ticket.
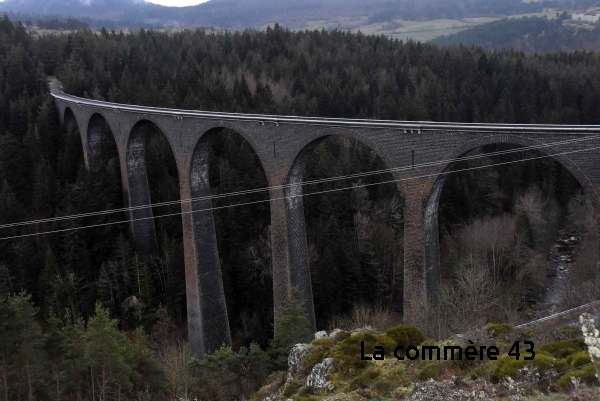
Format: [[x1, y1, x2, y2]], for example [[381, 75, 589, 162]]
[[1, 144, 598, 241], [0, 134, 598, 230]]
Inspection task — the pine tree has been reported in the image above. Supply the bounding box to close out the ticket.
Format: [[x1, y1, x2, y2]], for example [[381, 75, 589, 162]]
[[83, 303, 136, 400], [0, 296, 15, 401], [10, 292, 45, 401], [39, 247, 60, 316], [269, 287, 312, 369], [62, 312, 86, 401], [44, 312, 67, 401]]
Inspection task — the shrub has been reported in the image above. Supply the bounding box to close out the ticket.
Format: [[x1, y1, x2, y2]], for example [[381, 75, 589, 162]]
[[349, 368, 380, 390], [469, 362, 494, 380], [331, 330, 351, 344], [291, 396, 318, 401], [385, 364, 406, 382], [328, 303, 394, 332], [520, 329, 535, 339], [450, 345, 477, 370], [568, 351, 591, 368], [283, 382, 302, 397], [538, 338, 586, 359], [556, 351, 590, 371], [559, 326, 580, 339], [300, 338, 333, 375], [371, 379, 396, 396], [557, 364, 597, 388], [492, 353, 555, 379], [485, 323, 514, 338], [332, 333, 397, 369], [417, 364, 440, 381], [385, 325, 426, 350], [296, 385, 314, 396]]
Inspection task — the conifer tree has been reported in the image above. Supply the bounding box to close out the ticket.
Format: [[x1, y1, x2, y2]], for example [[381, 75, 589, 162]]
[[83, 303, 136, 399], [0, 296, 15, 401], [269, 287, 312, 368], [10, 292, 45, 401]]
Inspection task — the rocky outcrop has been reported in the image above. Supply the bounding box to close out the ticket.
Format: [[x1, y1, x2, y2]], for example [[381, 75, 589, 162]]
[[288, 343, 311, 373], [306, 357, 335, 391]]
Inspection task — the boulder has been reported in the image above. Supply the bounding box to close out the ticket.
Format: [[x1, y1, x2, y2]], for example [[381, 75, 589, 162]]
[[329, 328, 342, 339], [315, 330, 328, 339], [306, 357, 335, 390], [350, 325, 378, 337], [288, 344, 310, 373]]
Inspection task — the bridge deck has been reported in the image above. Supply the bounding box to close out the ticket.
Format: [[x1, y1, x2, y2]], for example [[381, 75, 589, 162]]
[[49, 79, 600, 134]]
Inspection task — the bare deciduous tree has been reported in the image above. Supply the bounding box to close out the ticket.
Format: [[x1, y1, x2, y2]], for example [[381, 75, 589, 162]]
[[458, 214, 519, 282]]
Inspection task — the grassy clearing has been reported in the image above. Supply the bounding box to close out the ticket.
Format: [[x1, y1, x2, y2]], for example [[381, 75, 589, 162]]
[[391, 27, 470, 42], [290, 11, 564, 43]]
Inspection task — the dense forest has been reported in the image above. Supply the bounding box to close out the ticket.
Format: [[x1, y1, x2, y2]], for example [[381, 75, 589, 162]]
[[0, 15, 599, 399], [433, 16, 600, 54]]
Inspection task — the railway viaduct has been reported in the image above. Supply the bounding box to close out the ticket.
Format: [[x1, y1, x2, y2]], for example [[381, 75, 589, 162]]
[[50, 79, 600, 359]]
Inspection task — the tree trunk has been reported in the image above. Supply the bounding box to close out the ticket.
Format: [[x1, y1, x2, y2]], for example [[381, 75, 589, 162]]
[[25, 361, 33, 401], [2, 357, 8, 401], [54, 364, 61, 401]]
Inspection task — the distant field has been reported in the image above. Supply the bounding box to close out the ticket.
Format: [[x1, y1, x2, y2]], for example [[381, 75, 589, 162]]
[[288, 9, 569, 43], [25, 5, 592, 43], [390, 27, 471, 42]]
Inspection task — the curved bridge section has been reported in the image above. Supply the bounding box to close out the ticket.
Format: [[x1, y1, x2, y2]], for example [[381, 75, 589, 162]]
[[50, 79, 600, 358]]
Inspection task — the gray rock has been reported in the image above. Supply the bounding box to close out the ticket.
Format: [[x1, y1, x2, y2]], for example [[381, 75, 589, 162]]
[[350, 325, 378, 337], [329, 328, 342, 339], [288, 344, 310, 373], [306, 357, 335, 389], [315, 330, 328, 339]]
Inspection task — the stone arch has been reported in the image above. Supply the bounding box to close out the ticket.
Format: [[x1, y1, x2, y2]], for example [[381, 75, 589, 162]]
[[423, 133, 600, 298], [186, 124, 271, 355], [289, 127, 398, 183], [285, 127, 402, 331], [63, 107, 79, 134], [196, 121, 270, 172], [125, 119, 180, 253], [87, 112, 120, 169]]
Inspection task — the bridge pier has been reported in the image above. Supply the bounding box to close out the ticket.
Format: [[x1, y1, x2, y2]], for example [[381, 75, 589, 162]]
[[122, 124, 158, 254], [269, 175, 317, 334], [400, 179, 432, 322], [184, 135, 231, 358], [269, 184, 292, 325], [86, 114, 105, 169]]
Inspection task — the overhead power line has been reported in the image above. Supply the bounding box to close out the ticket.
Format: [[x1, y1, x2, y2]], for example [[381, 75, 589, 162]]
[[1, 144, 598, 241], [0, 134, 597, 230]]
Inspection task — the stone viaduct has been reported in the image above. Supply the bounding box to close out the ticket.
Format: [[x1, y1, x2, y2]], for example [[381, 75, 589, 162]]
[[50, 80, 600, 359]]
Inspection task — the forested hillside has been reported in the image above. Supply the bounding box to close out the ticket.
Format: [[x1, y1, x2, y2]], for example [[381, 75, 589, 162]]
[[0, 0, 582, 29], [433, 16, 600, 54], [0, 15, 599, 399]]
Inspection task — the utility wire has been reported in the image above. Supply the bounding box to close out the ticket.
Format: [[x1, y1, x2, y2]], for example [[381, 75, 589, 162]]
[[1, 134, 598, 230], [1, 144, 599, 241]]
